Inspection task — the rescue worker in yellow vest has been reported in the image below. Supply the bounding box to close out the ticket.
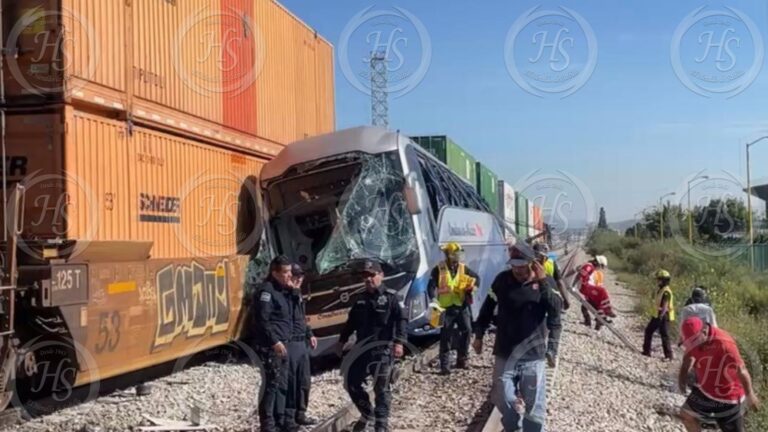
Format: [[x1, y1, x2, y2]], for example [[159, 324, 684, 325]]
[[642, 269, 675, 361], [533, 243, 570, 310], [427, 242, 479, 375]]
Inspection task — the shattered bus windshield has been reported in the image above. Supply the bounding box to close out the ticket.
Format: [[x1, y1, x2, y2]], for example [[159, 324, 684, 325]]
[[267, 151, 418, 275]]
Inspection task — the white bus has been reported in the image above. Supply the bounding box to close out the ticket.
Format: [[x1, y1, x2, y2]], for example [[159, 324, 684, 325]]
[[260, 126, 509, 355]]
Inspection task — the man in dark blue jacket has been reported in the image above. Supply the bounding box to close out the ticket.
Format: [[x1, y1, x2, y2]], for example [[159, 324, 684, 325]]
[[254, 256, 306, 432], [473, 245, 562, 432]]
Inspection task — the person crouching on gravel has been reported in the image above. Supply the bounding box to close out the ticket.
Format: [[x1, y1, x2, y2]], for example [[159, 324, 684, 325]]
[[473, 244, 562, 432], [578, 255, 616, 330], [578, 255, 608, 326], [678, 317, 761, 432]]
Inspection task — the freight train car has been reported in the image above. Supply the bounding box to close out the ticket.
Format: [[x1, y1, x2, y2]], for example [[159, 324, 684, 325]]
[[475, 162, 499, 216], [497, 180, 516, 241], [0, 0, 334, 411]]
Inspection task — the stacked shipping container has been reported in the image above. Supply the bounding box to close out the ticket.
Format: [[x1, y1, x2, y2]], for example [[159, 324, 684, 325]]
[[516, 193, 529, 239], [411, 135, 546, 243], [476, 162, 499, 215], [498, 180, 516, 240], [533, 205, 544, 237], [1, 0, 335, 157], [0, 0, 336, 391], [528, 201, 536, 239], [412, 135, 477, 187], [1, 0, 336, 257]]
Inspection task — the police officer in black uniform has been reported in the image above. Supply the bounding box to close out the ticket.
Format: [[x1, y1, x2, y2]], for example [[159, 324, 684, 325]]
[[286, 264, 318, 428], [254, 256, 303, 432], [335, 260, 406, 432]]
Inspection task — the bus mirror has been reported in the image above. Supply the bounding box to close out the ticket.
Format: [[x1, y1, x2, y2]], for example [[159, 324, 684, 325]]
[[404, 172, 422, 215]]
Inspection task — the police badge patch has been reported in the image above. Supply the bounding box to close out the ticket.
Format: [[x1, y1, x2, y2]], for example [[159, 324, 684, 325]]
[[260, 291, 272, 302], [378, 295, 388, 306]]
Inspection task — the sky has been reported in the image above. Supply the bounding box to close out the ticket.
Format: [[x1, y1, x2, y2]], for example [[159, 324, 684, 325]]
[[281, 0, 768, 224]]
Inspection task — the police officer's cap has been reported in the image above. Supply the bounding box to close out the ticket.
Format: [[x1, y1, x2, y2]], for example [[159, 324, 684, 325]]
[[354, 259, 383, 275]]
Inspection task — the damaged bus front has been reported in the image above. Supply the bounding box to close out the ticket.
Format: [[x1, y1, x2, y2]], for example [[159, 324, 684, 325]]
[[260, 127, 508, 356]]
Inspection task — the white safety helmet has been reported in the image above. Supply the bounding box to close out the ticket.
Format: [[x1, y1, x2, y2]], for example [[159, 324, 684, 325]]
[[596, 255, 608, 267]]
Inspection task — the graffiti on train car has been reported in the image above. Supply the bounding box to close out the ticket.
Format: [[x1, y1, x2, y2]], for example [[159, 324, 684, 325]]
[[153, 260, 230, 349]]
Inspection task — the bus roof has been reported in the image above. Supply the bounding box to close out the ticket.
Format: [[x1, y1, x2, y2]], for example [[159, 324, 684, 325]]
[[261, 126, 406, 181]]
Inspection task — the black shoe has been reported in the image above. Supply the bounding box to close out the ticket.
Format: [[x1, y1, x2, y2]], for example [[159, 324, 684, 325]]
[[546, 352, 557, 368], [581, 320, 592, 327], [351, 419, 370, 432], [296, 415, 318, 426], [374, 427, 389, 432], [282, 424, 300, 432], [456, 358, 469, 369], [439, 369, 451, 376]]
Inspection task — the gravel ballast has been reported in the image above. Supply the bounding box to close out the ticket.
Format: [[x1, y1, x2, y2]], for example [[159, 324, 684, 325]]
[[547, 250, 686, 432], [2, 249, 692, 431]]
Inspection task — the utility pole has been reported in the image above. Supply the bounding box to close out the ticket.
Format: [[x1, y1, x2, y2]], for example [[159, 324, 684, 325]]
[[746, 137, 768, 270], [659, 192, 676, 242], [370, 51, 389, 128]]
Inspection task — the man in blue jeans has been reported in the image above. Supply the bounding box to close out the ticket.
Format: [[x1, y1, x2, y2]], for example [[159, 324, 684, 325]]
[[473, 244, 562, 432]]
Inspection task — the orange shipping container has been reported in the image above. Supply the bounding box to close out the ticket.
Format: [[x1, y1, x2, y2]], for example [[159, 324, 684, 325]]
[[2, 106, 267, 261], [533, 206, 543, 231], [0, 0, 128, 107], [2, 0, 335, 147]]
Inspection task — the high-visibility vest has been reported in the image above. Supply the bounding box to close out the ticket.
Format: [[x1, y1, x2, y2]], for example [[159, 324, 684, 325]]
[[437, 262, 476, 309], [655, 285, 676, 321], [594, 270, 605, 286], [543, 259, 555, 277]]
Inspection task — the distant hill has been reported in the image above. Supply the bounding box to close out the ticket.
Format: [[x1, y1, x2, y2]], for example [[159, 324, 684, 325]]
[[609, 219, 637, 233]]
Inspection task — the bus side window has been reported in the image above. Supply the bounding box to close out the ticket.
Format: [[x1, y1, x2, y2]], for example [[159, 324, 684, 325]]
[[416, 161, 441, 239]]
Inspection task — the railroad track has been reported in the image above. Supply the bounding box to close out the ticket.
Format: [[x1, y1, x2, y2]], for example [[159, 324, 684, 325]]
[[311, 246, 579, 432], [310, 342, 441, 432]]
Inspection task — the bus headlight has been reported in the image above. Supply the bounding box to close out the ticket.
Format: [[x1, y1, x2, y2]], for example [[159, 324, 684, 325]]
[[408, 294, 426, 320]]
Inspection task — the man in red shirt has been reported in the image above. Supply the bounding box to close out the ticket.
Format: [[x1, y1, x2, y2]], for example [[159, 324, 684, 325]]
[[678, 317, 761, 432]]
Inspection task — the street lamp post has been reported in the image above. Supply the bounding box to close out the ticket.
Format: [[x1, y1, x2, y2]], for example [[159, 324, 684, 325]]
[[634, 210, 645, 239], [688, 175, 710, 243], [659, 192, 676, 241], [746, 137, 768, 270]]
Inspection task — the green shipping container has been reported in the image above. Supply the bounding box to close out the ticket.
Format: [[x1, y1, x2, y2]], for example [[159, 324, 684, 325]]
[[411, 135, 477, 187], [516, 194, 529, 239], [476, 162, 499, 215]]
